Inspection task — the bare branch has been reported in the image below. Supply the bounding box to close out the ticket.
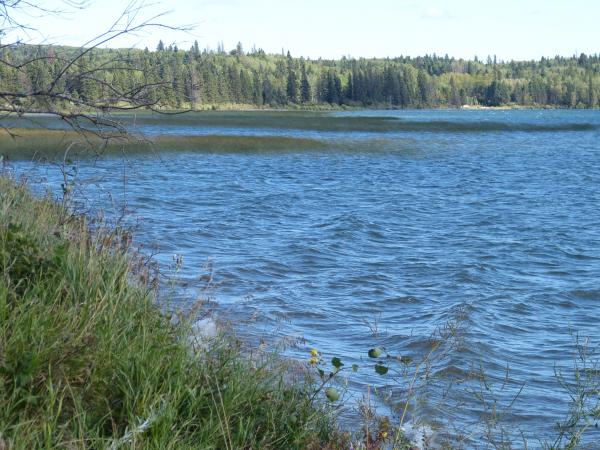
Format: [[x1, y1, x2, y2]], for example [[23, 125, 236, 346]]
[[0, 0, 194, 142]]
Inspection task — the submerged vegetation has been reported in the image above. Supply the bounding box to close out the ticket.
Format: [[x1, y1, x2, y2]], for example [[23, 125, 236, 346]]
[[0, 127, 329, 159], [2, 110, 599, 160], [0, 177, 344, 449]]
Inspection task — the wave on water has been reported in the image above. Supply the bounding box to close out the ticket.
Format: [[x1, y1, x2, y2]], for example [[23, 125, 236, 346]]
[[9, 109, 600, 447]]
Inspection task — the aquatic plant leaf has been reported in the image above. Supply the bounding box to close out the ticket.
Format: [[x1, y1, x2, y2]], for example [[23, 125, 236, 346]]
[[374, 364, 388, 375], [325, 387, 340, 402], [331, 357, 343, 369], [368, 348, 382, 358]]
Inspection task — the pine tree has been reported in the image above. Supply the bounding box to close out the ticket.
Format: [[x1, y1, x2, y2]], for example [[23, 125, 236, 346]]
[[300, 60, 310, 103], [236, 42, 244, 57], [2, 39, 599, 111], [485, 80, 511, 106], [588, 72, 596, 108], [228, 65, 242, 103], [262, 76, 274, 105], [252, 71, 263, 105], [344, 73, 353, 102], [240, 69, 252, 103], [383, 65, 396, 105], [417, 69, 430, 106], [403, 66, 417, 106], [450, 76, 460, 107], [286, 51, 298, 103]]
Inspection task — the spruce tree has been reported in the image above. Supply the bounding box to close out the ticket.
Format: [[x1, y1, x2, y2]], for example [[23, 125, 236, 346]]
[[450, 76, 460, 107], [300, 60, 310, 103], [588, 72, 596, 108], [417, 69, 430, 106], [286, 51, 298, 103], [236, 42, 244, 57]]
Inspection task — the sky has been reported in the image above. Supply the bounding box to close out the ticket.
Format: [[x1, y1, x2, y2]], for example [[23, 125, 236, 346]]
[[4, 0, 600, 61]]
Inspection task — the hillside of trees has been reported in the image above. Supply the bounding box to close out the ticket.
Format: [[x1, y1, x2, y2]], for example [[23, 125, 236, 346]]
[[2, 40, 600, 110]]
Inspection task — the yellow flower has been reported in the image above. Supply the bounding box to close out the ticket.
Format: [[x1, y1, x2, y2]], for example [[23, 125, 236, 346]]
[[381, 431, 388, 439], [309, 357, 319, 365], [310, 348, 319, 357]]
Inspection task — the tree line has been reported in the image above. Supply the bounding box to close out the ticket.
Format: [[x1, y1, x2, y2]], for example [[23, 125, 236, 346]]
[[2, 40, 599, 110]]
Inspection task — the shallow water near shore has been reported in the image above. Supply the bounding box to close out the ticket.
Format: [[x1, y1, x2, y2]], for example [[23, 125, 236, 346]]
[[7, 109, 600, 447]]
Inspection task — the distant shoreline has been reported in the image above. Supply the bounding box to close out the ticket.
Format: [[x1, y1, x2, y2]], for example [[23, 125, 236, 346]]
[[11, 104, 598, 120]]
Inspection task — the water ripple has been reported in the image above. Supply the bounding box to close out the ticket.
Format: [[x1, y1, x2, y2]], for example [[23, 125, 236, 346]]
[[12, 109, 600, 447]]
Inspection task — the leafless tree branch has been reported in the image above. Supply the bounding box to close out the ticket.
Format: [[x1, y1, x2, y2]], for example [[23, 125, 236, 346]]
[[0, 0, 194, 141]]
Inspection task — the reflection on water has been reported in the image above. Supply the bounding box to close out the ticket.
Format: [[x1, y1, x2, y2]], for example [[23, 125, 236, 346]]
[[9, 109, 600, 447]]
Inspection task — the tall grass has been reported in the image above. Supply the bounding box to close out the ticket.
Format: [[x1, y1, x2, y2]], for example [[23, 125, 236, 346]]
[[0, 177, 342, 449]]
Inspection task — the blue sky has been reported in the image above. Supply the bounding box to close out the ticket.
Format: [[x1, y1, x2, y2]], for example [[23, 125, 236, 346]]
[[6, 0, 600, 60]]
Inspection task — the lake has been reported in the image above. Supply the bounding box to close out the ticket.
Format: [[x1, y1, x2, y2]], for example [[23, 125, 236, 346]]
[[7, 109, 600, 447]]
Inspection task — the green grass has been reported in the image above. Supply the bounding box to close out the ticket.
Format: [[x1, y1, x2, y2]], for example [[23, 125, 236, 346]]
[[0, 177, 343, 449]]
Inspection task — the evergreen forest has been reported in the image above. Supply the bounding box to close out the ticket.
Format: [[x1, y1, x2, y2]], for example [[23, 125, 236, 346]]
[[2, 40, 600, 110]]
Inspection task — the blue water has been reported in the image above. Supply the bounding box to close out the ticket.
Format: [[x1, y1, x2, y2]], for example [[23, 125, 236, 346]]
[[10, 109, 600, 447]]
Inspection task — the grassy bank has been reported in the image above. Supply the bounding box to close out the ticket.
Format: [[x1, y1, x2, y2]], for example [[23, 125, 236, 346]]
[[0, 177, 342, 449]]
